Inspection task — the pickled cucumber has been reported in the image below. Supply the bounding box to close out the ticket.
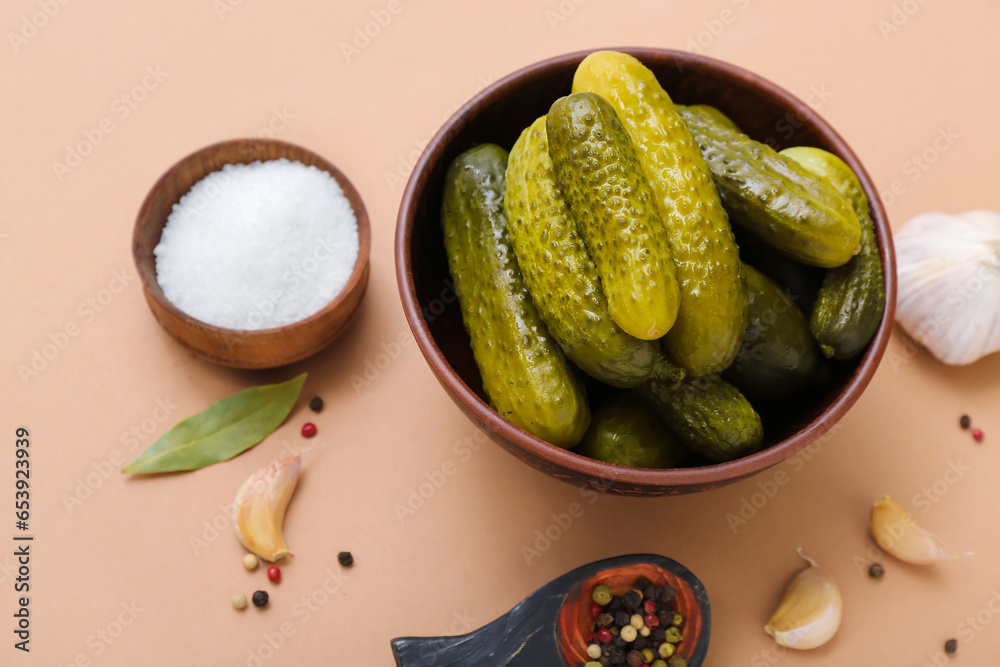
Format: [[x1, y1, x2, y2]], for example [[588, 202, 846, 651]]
[[506, 117, 662, 387], [546, 92, 681, 341], [724, 265, 820, 400], [679, 105, 862, 268], [780, 147, 886, 359], [577, 393, 685, 469], [679, 104, 741, 133], [634, 358, 764, 463], [574, 52, 747, 376], [442, 144, 590, 447]]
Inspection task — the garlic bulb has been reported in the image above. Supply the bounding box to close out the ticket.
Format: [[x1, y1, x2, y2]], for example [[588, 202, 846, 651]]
[[871, 496, 957, 565], [896, 210, 1000, 365], [764, 549, 842, 650], [234, 456, 301, 562]]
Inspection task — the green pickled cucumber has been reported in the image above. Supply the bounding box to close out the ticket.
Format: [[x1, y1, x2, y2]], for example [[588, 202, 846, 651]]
[[574, 53, 747, 376], [442, 144, 590, 447], [634, 358, 763, 463], [546, 92, 681, 341], [679, 105, 862, 268], [577, 393, 685, 469], [678, 104, 742, 133], [506, 116, 664, 387], [780, 147, 886, 359], [723, 265, 820, 400]]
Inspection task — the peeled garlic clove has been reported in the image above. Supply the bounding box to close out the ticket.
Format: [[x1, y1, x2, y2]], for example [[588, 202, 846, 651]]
[[765, 549, 842, 650], [871, 495, 957, 565], [895, 210, 1000, 365], [234, 455, 301, 562]]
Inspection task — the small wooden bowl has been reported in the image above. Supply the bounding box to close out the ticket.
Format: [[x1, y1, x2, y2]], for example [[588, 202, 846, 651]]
[[133, 138, 371, 368], [396, 48, 897, 495]]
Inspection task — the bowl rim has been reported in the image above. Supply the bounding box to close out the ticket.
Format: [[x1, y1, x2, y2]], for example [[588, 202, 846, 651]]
[[133, 137, 372, 339], [395, 47, 897, 491]]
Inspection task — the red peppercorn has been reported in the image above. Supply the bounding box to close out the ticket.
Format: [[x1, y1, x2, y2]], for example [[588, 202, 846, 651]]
[[973, 428, 984, 443], [643, 600, 656, 614], [267, 566, 281, 583], [589, 603, 604, 620], [301, 423, 317, 438], [644, 613, 659, 628], [596, 628, 612, 643]]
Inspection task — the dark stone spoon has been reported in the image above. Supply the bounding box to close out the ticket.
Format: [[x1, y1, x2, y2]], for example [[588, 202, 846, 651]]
[[391, 554, 711, 666]]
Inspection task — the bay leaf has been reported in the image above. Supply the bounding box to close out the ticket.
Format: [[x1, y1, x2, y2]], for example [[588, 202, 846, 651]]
[[123, 373, 307, 474]]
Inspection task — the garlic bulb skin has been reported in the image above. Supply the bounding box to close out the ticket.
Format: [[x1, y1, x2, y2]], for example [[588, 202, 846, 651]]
[[764, 549, 842, 650], [896, 210, 1000, 365]]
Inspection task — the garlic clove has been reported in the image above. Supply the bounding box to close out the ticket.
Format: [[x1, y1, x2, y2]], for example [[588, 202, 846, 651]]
[[895, 210, 1000, 365], [871, 495, 957, 565], [765, 549, 842, 650], [234, 455, 301, 562]]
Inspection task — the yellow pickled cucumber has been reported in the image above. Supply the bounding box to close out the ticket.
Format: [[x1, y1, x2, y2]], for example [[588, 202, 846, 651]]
[[573, 51, 748, 376], [546, 92, 681, 341], [506, 117, 664, 387]]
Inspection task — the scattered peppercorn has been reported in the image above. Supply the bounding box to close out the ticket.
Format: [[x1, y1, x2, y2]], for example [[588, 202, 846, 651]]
[[338, 551, 354, 567], [869, 563, 885, 579], [586, 644, 602, 659], [242, 554, 259, 570], [589, 602, 604, 620], [309, 396, 324, 413], [960, 415, 971, 429], [251, 590, 269, 608], [232, 593, 247, 610], [626, 649, 643, 667], [973, 428, 984, 443], [301, 422, 317, 438], [667, 657, 688, 667], [945, 638, 958, 654], [267, 566, 281, 583]]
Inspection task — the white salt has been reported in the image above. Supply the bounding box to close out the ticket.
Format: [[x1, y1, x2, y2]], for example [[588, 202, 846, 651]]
[[154, 158, 359, 330]]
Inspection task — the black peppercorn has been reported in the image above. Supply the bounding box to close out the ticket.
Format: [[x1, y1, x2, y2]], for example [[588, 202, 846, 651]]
[[869, 563, 885, 579], [251, 590, 268, 608], [612, 635, 627, 649], [614, 611, 631, 627], [623, 590, 641, 610], [651, 626, 666, 643], [596, 613, 615, 629], [960, 415, 971, 429], [945, 638, 958, 654], [626, 650, 644, 667], [309, 396, 324, 413], [633, 576, 654, 590], [338, 551, 354, 566], [655, 585, 676, 604]]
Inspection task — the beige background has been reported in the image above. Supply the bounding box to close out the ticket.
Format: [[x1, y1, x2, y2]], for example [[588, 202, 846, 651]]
[[3, 0, 999, 665]]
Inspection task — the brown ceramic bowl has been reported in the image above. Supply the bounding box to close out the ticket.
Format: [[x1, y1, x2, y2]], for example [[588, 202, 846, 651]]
[[133, 138, 371, 369], [395, 48, 896, 496]]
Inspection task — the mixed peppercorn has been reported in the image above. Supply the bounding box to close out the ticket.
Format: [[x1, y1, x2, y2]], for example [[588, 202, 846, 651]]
[[582, 577, 688, 667]]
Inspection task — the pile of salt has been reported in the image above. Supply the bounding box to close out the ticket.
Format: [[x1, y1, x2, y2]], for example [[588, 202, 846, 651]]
[[154, 159, 359, 330]]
